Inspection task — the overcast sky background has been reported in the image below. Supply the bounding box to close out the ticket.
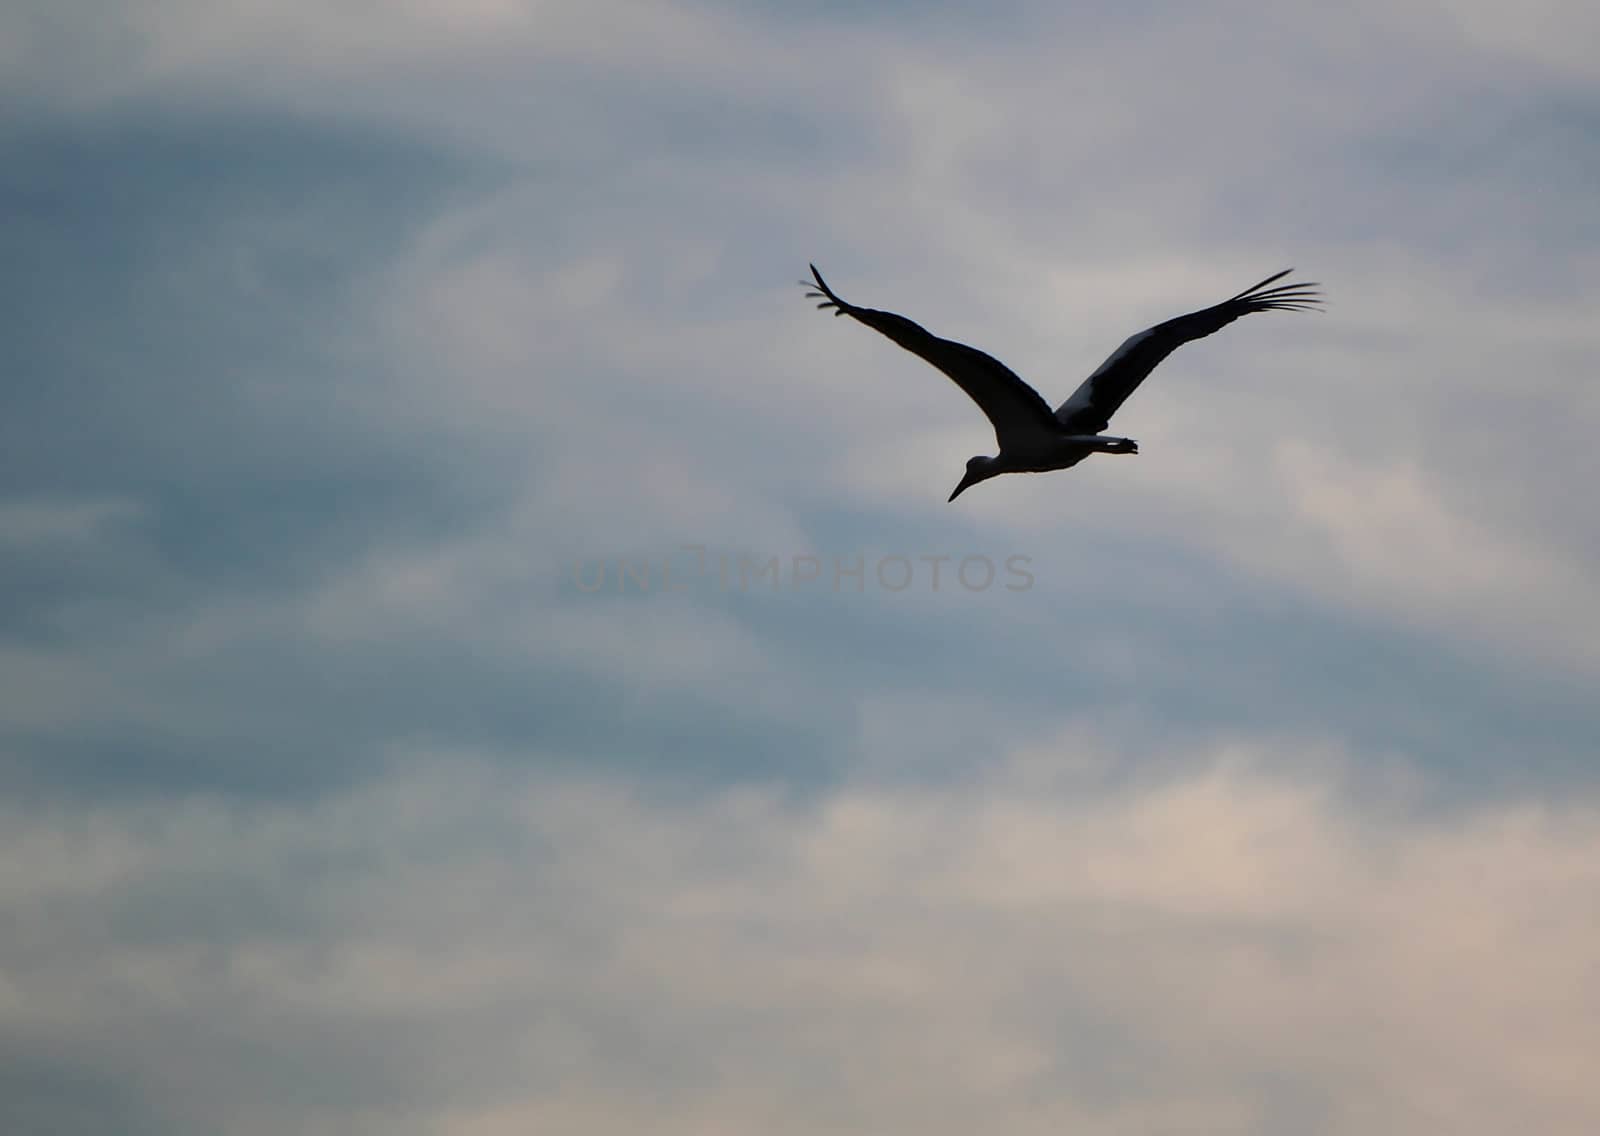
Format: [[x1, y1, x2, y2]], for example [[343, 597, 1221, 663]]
[[4, 2, 1600, 1133]]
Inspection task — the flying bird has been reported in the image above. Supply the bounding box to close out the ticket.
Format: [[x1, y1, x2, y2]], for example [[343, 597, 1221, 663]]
[[801, 264, 1322, 501]]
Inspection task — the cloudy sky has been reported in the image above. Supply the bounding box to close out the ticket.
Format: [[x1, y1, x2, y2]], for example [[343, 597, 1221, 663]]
[[4, 1, 1600, 1132]]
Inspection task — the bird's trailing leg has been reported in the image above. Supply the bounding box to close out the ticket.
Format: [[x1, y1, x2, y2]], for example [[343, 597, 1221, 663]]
[[1063, 434, 1138, 455]]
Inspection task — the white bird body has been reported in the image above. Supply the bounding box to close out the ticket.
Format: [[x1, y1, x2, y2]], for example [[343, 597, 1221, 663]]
[[801, 265, 1322, 500], [982, 433, 1137, 471]]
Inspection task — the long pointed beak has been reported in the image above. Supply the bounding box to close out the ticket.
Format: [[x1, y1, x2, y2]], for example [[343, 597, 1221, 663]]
[[948, 471, 979, 502]]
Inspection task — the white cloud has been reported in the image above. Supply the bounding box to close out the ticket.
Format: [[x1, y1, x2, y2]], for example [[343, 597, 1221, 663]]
[[4, 742, 1598, 1134], [1442, 0, 1600, 80]]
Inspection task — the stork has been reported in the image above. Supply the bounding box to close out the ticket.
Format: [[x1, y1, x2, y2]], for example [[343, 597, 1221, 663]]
[[802, 264, 1322, 501]]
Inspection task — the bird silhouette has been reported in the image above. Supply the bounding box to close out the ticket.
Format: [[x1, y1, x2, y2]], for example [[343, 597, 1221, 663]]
[[802, 264, 1322, 501]]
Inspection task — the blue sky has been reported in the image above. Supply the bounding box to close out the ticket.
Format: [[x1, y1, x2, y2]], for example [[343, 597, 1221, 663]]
[[3, 1, 1599, 1132]]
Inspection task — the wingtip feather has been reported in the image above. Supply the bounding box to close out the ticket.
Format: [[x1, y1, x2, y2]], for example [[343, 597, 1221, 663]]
[[1228, 268, 1294, 302]]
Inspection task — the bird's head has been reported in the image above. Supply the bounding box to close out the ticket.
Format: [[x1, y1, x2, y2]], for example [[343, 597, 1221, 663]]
[[948, 455, 1000, 502]]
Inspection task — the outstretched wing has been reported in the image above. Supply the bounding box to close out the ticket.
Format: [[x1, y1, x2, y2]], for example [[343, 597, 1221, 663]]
[[1055, 269, 1322, 434], [803, 263, 1060, 450]]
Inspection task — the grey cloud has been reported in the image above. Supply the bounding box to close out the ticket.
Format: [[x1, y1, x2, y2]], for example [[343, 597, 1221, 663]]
[[4, 751, 1599, 1135], [3, 1, 1600, 1130], [0, 1041, 165, 1136]]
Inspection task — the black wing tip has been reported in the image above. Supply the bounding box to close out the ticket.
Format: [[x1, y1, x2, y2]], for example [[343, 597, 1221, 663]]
[[799, 262, 850, 314], [1226, 268, 1293, 301], [1229, 269, 1325, 312]]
